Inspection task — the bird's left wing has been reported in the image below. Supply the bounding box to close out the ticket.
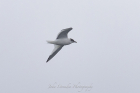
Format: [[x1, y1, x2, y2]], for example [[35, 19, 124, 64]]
[[56, 27, 72, 39], [46, 45, 64, 62]]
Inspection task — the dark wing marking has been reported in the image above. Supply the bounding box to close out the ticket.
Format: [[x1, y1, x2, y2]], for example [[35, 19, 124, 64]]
[[56, 27, 73, 39]]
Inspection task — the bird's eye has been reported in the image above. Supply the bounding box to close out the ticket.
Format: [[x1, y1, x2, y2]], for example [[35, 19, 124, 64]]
[[71, 39, 74, 42]]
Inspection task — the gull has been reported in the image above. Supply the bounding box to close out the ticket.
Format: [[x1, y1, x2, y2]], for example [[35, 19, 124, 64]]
[[46, 27, 77, 62]]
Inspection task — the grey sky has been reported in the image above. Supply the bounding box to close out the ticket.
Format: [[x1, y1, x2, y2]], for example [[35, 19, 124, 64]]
[[0, 0, 140, 93]]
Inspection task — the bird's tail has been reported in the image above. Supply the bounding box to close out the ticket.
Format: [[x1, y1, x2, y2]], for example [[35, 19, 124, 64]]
[[46, 40, 54, 44]]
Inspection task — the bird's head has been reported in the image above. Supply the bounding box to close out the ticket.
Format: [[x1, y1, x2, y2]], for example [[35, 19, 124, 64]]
[[70, 38, 77, 43]]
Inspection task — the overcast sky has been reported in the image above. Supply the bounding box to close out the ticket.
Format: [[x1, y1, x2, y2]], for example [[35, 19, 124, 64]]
[[0, 0, 140, 93]]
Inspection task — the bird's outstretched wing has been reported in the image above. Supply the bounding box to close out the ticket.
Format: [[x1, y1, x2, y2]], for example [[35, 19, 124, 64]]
[[46, 45, 64, 62], [56, 27, 73, 39]]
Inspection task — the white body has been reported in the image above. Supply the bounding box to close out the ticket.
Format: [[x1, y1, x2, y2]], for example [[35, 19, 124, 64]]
[[47, 38, 72, 45]]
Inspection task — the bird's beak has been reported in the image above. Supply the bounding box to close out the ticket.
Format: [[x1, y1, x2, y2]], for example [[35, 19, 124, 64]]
[[74, 41, 77, 43]]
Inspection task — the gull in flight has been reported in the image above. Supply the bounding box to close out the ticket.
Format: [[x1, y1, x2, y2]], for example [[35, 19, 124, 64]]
[[46, 27, 77, 62]]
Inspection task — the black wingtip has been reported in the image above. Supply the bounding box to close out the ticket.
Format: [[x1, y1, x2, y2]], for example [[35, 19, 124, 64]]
[[46, 57, 50, 63], [46, 60, 49, 63]]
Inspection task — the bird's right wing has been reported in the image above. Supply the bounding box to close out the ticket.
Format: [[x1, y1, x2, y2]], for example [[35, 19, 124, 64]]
[[56, 27, 73, 39], [46, 45, 64, 62]]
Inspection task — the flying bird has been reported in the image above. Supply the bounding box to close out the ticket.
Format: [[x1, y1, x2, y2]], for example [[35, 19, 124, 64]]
[[46, 27, 77, 62]]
